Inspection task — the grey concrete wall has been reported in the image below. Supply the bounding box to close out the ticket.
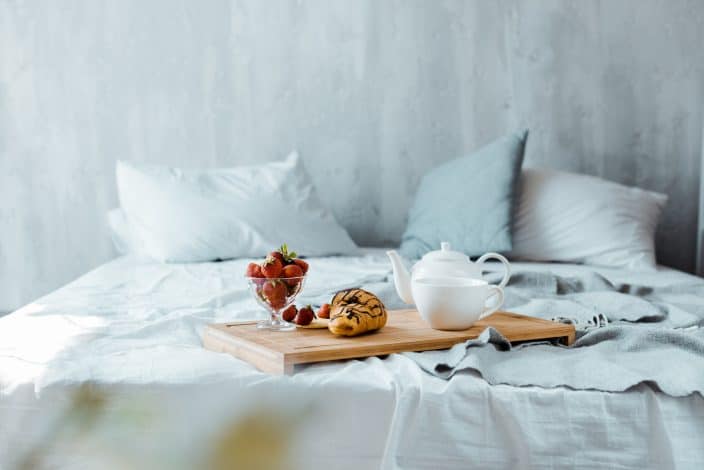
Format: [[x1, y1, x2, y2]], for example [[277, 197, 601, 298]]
[[1, 0, 703, 311]]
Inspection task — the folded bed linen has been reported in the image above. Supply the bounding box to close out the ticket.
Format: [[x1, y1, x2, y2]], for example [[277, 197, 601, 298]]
[[405, 267, 704, 397], [1, 250, 704, 468]]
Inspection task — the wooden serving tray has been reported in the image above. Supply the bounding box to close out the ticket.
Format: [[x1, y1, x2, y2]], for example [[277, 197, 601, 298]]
[[202, 309, 575, 375]]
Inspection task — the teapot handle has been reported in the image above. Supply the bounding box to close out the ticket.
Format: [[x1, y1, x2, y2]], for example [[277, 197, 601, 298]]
[[479, 285, 504, 319], [475, 252, 511, 289]]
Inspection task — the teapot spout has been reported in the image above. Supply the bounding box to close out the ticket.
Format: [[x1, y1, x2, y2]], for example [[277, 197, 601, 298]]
[[386, 250, 414, 305]]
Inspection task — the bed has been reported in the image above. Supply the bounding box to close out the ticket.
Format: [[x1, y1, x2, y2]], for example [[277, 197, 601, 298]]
[[2, 249, 703, 469]]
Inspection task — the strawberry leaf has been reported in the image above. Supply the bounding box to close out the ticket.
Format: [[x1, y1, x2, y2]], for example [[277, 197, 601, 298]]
[[278, 243, 297, 263]]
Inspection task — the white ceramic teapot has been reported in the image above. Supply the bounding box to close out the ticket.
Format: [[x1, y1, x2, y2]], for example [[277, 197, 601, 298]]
[[386, 242, 510, 329]]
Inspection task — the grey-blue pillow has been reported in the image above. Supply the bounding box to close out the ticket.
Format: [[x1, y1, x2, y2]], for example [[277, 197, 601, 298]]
[[400, 131, 528, 259]]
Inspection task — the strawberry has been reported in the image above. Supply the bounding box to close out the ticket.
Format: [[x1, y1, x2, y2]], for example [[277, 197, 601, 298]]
[[269, 251, 285, 264], [317, 303, 331, 319], [245, 262, 264, 278], [286, 282, 301, 297], [295, 305, 315, 326], [261, 280, 287, 309], [292, 258, 309, 274], [281, 304, 297, 322], [281, 264, 304, 286], [261, 255, 283, 278]]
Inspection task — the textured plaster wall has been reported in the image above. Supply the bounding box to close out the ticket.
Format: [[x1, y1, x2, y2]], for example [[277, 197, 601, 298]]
[[1, 0, 703, 310]]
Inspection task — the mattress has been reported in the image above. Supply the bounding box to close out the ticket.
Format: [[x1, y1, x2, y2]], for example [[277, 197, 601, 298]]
[[1, 249, 703, 469]]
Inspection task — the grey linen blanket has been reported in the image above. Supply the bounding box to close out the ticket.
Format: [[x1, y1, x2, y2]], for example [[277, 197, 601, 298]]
[[374, 269, 704, 397]]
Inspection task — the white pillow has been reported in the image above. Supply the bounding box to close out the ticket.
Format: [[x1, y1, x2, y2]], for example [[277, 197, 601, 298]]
[[116, 152, 359, 262], [511, 168, 667, 270], [107, 208, 141, 255]]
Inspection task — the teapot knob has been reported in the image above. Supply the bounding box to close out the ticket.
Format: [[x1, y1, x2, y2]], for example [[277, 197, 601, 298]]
[[441, 242, 451, 251]]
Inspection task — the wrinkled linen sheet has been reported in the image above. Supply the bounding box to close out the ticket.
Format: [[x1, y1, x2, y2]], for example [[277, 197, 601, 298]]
[[1, 250, 704, 469], [406, 269, 704, 397]]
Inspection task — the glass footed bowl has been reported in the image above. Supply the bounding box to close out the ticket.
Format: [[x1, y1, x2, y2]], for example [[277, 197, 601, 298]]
[[246, 276, 306, 331]]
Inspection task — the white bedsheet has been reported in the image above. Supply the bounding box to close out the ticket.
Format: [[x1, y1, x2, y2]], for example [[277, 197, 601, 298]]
[[1, 250, 703, 469]]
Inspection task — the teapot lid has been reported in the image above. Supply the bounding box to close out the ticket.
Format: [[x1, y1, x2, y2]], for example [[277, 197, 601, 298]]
[[413, 242, 480, 279], [421, 242, 469, 263]]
